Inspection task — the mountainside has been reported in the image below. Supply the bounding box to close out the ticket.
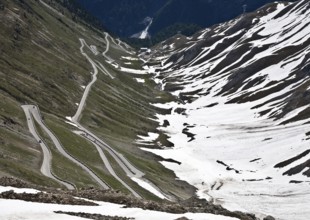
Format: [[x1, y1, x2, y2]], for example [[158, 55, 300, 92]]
[[0, 0, 197, 200], [76, 0, 166, 37], [0, 0, 264, 219], [0, 0, 310, 219], [140, 0, 310, 219], [76, 0, 298, 40]]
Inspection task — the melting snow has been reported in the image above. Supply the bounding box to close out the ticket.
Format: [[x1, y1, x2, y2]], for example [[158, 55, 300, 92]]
[[143, 1, 310, 219], [131, 177, 167, 199], [119, 67, 148, 74], [0, 186, 237, 220], [121, 56, 139, 61], [65, 116, 72, 121], [136, 78, 145, 83]]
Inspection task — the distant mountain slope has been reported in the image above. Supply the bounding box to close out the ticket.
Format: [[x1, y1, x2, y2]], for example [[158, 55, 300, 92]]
[[76, 0, 298, 39], [76, 0, 166, 37], [141, 0, 310, 219]]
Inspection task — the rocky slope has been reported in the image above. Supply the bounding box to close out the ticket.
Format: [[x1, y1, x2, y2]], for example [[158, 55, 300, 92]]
[[0, 177, 259, 220], [140, 0, 310, 219]]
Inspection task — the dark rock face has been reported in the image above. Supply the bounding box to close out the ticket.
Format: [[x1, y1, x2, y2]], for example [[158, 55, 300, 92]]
[[275, 150, 310, 168], [174, 108, 186, 114], [284, 159, 310, 177], [54, 211, 133, 220], [163, 119, 170, 127], [0, 190, 97, 206], [174, 217, 190, 220], [263, 216, 276, 220]]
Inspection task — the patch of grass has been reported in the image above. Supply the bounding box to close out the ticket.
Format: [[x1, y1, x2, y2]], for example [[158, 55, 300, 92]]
[[103, 150, 163, 201], [50, 148, 99, 188], [76, 48, 194, 199], [44, 114, 129, 190], [33, 117, 99, 188], [45, 116, 107, 169], [127, 151, 195, 200], [0, 127, 61, 188], [0, 0, 194, 201], [0, 158, 61, 187]]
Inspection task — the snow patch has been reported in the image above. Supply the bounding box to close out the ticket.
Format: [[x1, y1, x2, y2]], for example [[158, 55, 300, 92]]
[[136, 78, 145, 83], [131, 177, 167, 199], [0, 186, 238, 220], [119, 67, 148, 74], [136, 132, 159, 143]]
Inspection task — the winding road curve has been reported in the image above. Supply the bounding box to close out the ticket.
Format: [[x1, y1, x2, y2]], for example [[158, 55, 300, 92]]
[[22, 105, 74, 190], [101, 33, 114, 63], [23, 34, 163, 198], [22, 105, 110, 189], [71, 37, 147, 198], [38, 0, 165, 199], [75, 131, 141, 198]]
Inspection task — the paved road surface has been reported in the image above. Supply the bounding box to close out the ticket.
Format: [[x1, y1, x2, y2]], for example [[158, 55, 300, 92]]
[[23, 105, 109, 189], [71, 37, 145, 198], [22, 105, 74, 190]]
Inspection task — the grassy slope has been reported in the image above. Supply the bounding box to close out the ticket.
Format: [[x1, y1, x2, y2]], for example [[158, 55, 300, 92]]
[[32, 117, 100, 189], [79, 40, 196, 199], [0, 0, 195, 199], [0, 0, 98, 187]]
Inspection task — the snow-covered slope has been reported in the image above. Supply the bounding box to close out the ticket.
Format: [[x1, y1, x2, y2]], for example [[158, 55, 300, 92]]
[[131, 17, 153, 39], [142, 0, 310, 219], [0, 186, 238, 220]]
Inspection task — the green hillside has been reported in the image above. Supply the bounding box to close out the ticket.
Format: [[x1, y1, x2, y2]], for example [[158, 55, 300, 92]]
[[0, 0, 195, 200]]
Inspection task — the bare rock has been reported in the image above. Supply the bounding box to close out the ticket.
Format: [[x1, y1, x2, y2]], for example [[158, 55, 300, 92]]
[[0, 191, 97, 206], [264, 216, 275, 220], [55, 211, 134, 220]]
